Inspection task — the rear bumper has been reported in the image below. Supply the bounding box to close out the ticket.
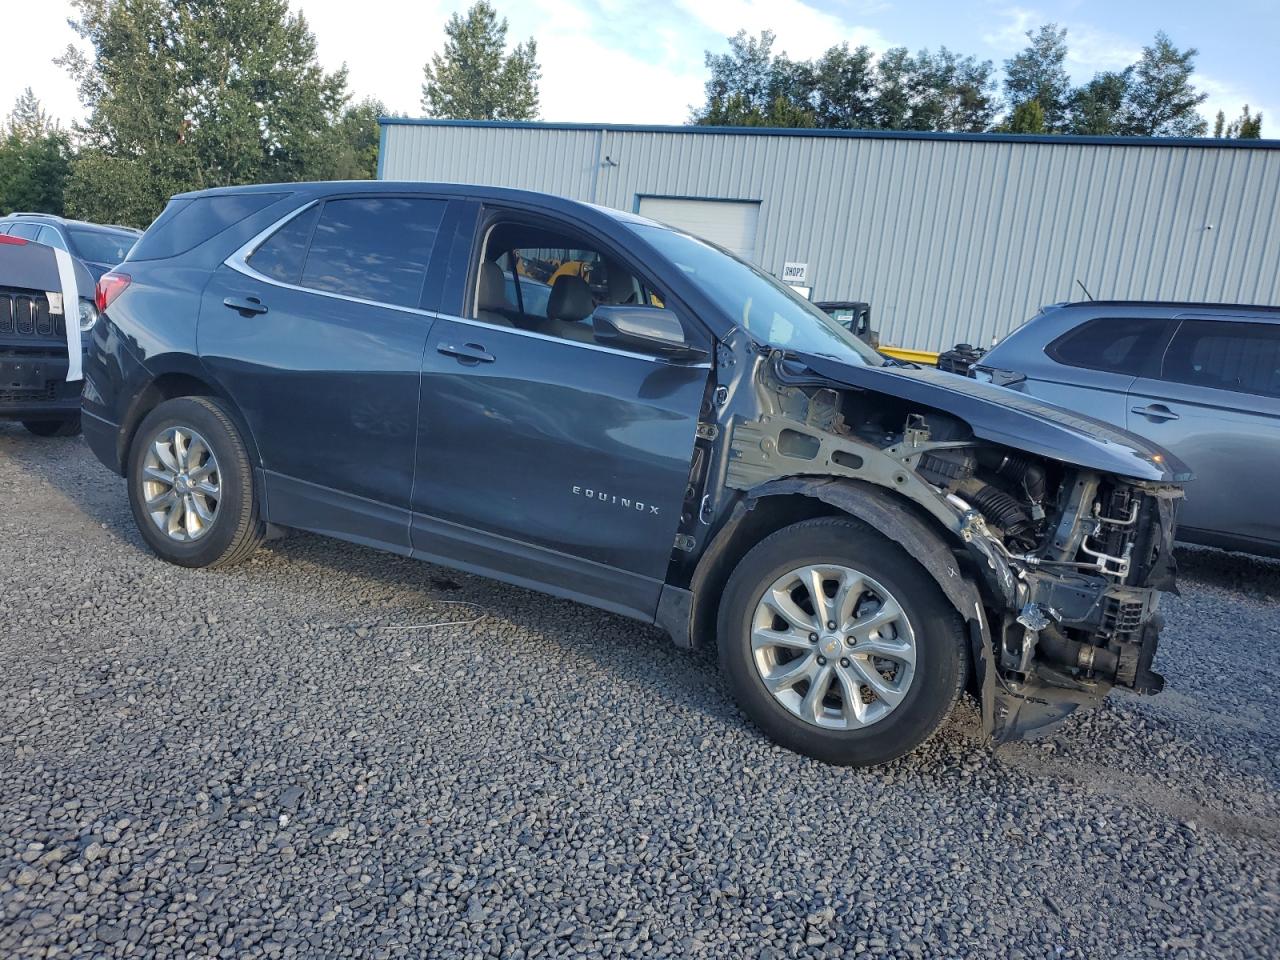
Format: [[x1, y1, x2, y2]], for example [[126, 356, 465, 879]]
[[0, 351, 80, 421], [83, 407, 124, 475]]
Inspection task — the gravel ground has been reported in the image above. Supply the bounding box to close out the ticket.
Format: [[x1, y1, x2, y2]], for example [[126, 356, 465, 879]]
[[1, 422, 1278, 960]]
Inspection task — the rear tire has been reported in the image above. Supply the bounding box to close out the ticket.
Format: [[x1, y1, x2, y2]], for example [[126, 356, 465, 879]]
[[23, 416, 80, 437], [718, 516, 967, 766], [127, 396, 263, 568]]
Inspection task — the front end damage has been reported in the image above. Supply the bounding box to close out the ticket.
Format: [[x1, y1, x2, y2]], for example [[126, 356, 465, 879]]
[[719, 349, 1184, 742]]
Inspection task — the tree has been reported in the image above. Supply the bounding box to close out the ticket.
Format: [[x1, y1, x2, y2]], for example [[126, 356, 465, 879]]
[[422, 2, 540, 121], [1067, 70, 1132, 135], [692, 31, 815, 127], [0, 88, 72, 215], [59, 0, 351, 227], [870, 47, 997, 133], [330, 99, 386, 180], [1003, 24, 1071, 131], [693, 34, 994, 133], [1117, 32, 1207, 137], [1213, 104, 1263, 139], [1004, 100, 1046, 134]]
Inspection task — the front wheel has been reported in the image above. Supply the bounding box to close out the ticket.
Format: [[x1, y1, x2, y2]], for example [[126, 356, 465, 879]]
[[718, 516, 968, 766], [127, 396, 264, 568]]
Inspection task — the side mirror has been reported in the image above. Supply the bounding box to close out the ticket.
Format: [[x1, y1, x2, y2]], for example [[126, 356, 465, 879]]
[[593, 305, 706, 360]]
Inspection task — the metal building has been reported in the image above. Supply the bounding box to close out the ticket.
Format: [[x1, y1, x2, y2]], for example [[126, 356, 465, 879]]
[[378, 119, 1280, 351]]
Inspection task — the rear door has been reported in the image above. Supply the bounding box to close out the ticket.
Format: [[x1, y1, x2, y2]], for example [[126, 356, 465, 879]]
[[200, 194, 449, 552], [410, 205, 712, 620], [1127, 317, 1280, 550]]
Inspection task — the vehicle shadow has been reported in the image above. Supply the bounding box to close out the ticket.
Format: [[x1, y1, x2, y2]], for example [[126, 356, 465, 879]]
[[4, 424, 738, 730], [1175, 543, 1280, 596]]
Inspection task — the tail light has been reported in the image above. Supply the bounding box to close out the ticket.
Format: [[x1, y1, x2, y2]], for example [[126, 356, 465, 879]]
[[95, 272, 131, 313], [0, 234, 28, 245]]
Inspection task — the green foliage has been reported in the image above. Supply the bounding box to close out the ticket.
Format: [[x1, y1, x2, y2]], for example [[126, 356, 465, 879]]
[[1067, 70, 1132, 135], [1003, 100, 1046, 134], [693, 32, 996, 133], [1003, 24, 1071, 131], [1214, 105, 1263, 139], [59, 0, 353, 227], [1117, 32, 1207, 137], [422, 2, 540, 121], [0, 89, 72, 215], [330, 99, 386, 180]]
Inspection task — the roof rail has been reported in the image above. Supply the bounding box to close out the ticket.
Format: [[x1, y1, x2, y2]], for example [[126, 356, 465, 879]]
[[5, 212, 55, 219]]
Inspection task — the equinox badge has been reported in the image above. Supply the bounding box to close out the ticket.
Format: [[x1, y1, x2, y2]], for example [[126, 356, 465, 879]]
[[572, 485, 659, 515]]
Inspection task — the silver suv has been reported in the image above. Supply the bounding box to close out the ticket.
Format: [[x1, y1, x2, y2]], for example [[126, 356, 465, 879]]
[[973, 301, 1280, 557]]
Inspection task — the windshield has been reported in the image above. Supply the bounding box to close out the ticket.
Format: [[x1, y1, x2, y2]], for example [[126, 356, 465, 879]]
[[68, 228, 136, 265], [632, 224, 883, 366]]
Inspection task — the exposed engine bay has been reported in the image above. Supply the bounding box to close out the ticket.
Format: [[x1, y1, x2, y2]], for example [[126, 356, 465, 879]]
[[720, 350, 1183, 741]]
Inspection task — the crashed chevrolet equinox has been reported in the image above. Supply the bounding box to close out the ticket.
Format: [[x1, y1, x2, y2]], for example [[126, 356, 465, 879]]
[[82, 183, 1187, 766]]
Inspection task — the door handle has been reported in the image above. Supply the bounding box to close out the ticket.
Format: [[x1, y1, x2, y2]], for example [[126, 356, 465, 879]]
[[223, 296, 268, 317], [1131, 403, 1180, 422], [437, 342, 495, 364]]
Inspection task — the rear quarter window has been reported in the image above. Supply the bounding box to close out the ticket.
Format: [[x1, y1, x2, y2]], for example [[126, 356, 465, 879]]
[[1046, 316, 1169, 376], [129, 193, 285, 261]]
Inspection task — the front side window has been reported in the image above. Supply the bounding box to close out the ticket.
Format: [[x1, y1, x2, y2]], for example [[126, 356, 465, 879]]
[[8, 222, 41, 240], [300, 197, 445, 308], [1161, 319, 1280, 398], [472, 220, 668, 345], [1047, 316, 1169, 376], [631, 223, 882, 366]]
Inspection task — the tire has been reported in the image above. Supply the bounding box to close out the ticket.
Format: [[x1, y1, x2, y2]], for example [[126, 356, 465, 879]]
[[718, 516, 968, 766], [127, 396, 264, 568], [23, 416, 80, 437]]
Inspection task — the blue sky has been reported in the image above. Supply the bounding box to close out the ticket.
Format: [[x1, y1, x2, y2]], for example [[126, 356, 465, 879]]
[[6, 0, 1275, 134]]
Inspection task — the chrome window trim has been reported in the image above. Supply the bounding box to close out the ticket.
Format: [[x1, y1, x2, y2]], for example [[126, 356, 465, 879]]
[[431, 311, 712, 367], [225, 200, 710, 367]]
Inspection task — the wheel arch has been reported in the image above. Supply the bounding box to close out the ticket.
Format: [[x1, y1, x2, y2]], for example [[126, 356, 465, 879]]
[[680, 477, 988, 653], [118, 366, 263, 478]]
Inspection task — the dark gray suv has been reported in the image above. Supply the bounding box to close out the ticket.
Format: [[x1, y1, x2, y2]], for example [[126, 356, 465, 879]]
[[82, 182, 1187, 765], [974, 301, 1280, 558]]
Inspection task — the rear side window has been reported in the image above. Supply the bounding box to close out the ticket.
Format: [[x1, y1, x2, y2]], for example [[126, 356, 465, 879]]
[[1047, 316, 1168, 376], [248, 204, 321, 284], [130, 193, 284, 261], [299, 197, 445, 308], [8, 222, 41, 241], [1161, 320, 1280, 398]]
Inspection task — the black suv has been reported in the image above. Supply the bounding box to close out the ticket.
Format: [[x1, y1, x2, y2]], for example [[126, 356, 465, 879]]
[[82, 182, 1187, 765], [0, 234, 97, 435]]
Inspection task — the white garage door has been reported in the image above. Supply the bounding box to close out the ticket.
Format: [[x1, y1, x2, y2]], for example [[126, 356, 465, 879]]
[[637, 197, 761, 262]]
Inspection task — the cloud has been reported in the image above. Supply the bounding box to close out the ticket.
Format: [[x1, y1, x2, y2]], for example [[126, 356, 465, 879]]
[[675, 0, 891, 59], [1197, 73, 1272, 133]]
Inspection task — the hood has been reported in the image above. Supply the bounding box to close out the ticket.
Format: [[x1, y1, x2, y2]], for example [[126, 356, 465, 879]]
[[793, 352, 1191, 483]]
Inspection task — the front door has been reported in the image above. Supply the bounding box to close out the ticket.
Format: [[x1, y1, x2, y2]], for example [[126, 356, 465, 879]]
[[411, 212, 712, 619], [200, 195, 449, 551], [1126, 317, 1280, 550]]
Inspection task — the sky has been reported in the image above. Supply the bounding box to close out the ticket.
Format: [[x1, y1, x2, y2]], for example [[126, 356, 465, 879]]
[[3, 0, 1276, 134]]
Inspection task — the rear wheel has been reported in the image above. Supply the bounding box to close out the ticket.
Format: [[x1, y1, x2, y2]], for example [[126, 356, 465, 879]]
[[718, 516, 967, 766], [23, 416, 80, 437], [127, 396, 263, 568]]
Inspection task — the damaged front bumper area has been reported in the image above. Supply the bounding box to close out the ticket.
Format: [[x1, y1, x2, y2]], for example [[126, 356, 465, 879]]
[[958, 475, 1182, 742]]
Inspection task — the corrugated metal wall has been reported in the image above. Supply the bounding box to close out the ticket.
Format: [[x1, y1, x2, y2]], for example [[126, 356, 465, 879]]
[[380, 121, 1280, 350]]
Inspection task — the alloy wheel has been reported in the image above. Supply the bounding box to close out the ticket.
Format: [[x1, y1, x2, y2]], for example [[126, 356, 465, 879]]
[[139, 425, 221, 542], [750, 563, 917, 730]]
